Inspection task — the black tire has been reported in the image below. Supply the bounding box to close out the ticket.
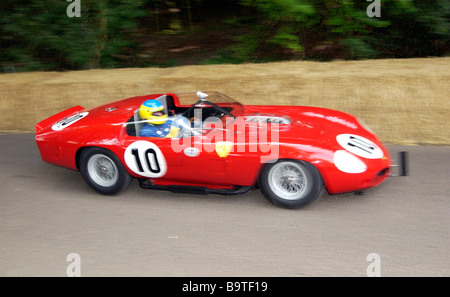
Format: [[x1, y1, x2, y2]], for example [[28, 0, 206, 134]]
[[258, 159, 323, 209], [79, 147, 133, 195]]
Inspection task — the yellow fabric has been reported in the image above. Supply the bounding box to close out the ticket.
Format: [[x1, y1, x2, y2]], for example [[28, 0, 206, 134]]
[[164, 126, 180, 138]]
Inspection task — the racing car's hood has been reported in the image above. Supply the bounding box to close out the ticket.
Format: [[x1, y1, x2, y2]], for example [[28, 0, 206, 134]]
[[242, 105, 375, 144]]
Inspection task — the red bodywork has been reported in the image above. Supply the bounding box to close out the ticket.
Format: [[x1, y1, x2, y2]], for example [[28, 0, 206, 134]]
[[35, 92, 391, 195]]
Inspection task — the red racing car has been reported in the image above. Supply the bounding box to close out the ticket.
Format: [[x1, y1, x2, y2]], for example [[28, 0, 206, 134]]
[[36, 91, 403, 208]]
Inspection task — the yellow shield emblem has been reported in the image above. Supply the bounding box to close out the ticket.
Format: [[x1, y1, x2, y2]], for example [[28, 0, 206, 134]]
[[215, 141, 233, 158]]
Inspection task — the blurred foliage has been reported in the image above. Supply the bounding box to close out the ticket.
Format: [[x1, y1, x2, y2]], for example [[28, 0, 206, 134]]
[[0, 0, 448, 71], [236, 0, 449, 61], [0, 0, 146, 71]]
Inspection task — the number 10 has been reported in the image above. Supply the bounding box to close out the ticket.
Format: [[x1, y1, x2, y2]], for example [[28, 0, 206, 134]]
[[131, 148, 161, 174]]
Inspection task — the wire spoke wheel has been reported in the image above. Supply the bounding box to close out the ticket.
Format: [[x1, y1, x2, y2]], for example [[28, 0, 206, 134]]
[[268, 162, 310, 200], [87, 154, 119, 187], [259, 160, 323, 209], [80, 148, 133, 195]]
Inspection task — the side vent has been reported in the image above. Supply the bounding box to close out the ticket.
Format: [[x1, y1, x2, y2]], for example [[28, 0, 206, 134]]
[[245, 115, 291, 125]]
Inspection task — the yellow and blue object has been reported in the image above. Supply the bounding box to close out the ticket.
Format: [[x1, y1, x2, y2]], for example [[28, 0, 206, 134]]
[[139, 99, 188, 138]]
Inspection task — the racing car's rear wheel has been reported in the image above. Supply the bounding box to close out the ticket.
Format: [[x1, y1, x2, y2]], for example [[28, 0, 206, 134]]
[[80, 147, 133, 195], [259, 160, 323, 209]]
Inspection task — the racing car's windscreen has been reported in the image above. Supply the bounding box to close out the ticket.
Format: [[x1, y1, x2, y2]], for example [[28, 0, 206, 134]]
[[175, 91, 244, 118]]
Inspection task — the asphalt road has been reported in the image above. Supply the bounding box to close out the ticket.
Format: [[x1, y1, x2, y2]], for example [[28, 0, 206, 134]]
[[1, 133, 449, 277]]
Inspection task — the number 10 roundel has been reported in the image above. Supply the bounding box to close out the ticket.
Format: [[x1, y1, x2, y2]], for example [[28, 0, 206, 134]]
[[124, 141, 167, 178]]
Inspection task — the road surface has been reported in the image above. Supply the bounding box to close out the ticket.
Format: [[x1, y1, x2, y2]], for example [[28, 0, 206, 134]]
[[1, 133, 449, 276]]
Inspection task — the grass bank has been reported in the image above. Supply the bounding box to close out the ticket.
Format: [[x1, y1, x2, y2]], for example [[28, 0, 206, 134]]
[[0, 57, 449, 145]]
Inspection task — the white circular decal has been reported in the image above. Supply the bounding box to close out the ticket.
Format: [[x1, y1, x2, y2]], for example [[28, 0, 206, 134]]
[[52, 112, 89, 131], [184, 147, 200, 157], [336, 134, 383, 159], [124, 141, 167, 178], [334, 150, 367, 174]]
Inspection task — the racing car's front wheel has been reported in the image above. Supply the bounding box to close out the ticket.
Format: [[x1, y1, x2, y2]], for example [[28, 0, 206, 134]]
[[80, 147, 133, 195], [259, 160, 323, 209]]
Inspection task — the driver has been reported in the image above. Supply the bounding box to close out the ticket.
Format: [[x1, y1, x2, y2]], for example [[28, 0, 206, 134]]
[[138, 99, 189, 138]]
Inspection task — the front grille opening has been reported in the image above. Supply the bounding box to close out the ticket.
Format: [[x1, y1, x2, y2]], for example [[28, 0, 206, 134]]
[[377, 168, 390, 176]]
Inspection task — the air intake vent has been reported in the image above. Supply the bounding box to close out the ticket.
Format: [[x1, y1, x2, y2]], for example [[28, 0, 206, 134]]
[[245, 116, 291, 124]]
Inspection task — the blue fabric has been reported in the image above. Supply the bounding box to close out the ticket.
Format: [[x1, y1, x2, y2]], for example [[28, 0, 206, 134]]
[[173, 116, 191, 130], [139, 120, 173, 137]]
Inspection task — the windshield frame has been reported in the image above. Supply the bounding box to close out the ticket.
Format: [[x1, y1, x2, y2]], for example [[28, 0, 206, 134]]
[[175, 91, 245, 118]]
